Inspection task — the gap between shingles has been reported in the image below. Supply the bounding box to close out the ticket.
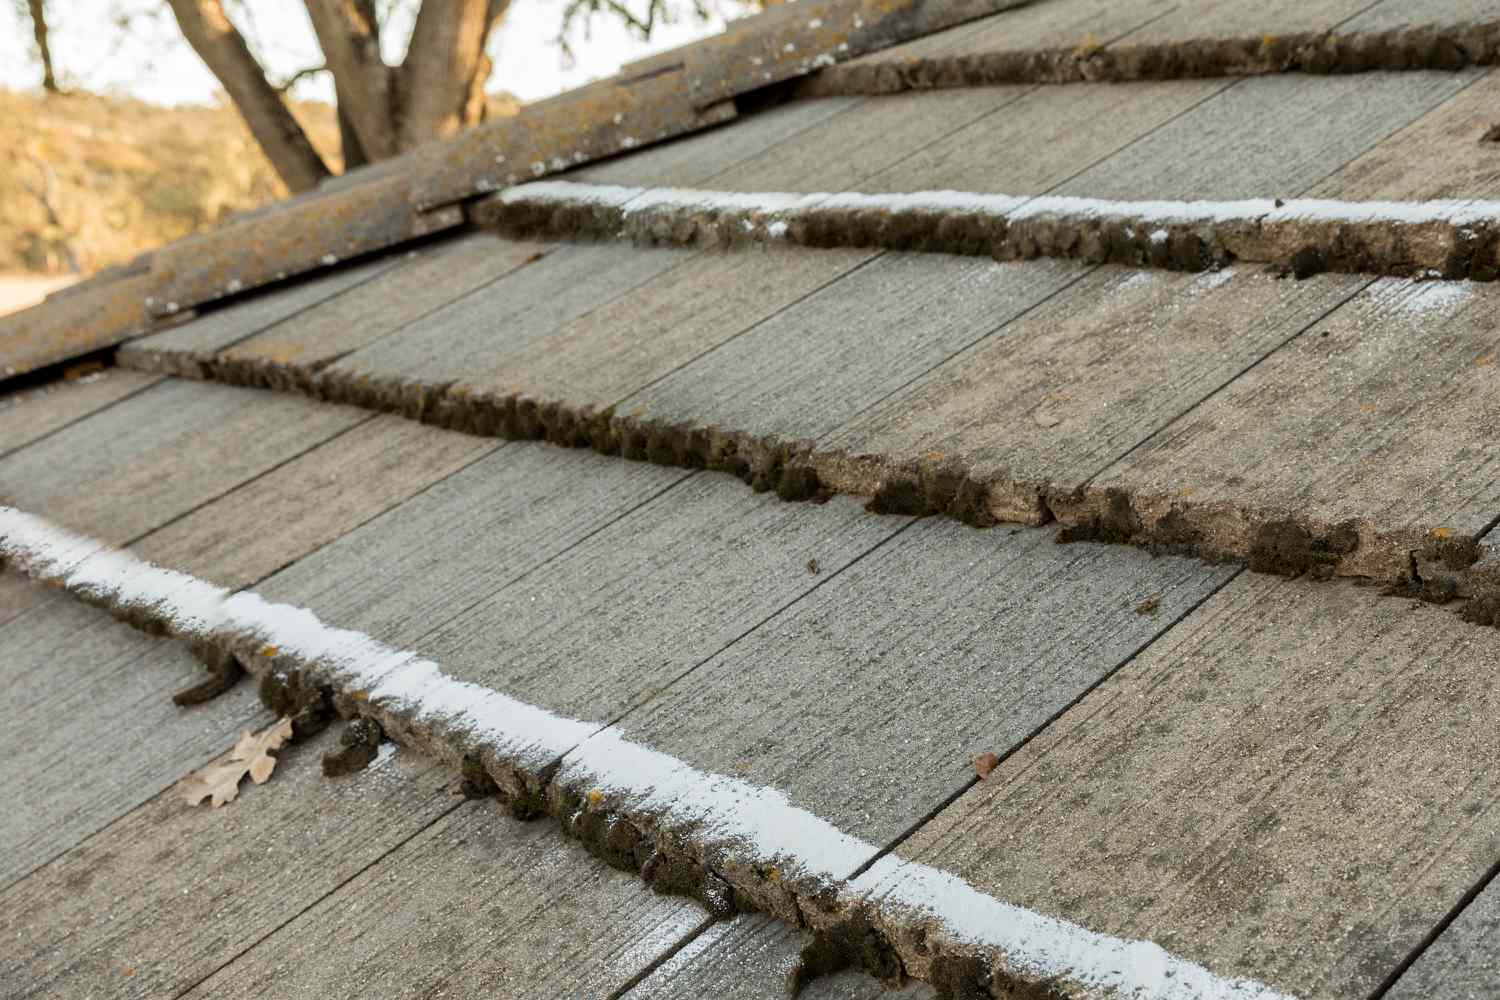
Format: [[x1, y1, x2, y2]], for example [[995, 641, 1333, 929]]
[[0, 507, 1298, 1000]]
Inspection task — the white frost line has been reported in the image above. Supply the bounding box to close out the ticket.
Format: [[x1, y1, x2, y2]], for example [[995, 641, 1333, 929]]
[[501, 179, 1500, 229], [0, 504, 1295, 1000]]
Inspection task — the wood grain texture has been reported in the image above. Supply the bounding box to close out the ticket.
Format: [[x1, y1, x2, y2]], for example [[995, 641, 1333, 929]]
[[419, 483, 905, 722], [1083, 276, 1500, 577], [1346, 0, 1500, 32], [0, 594, 267, 886], [865, 78, 1228, 193], [181, 801, 711, 1000], [1386, 876, 1500, 1000], [219, 233, 550, 372], [709, 87, 1036, 192], [1117, 0, 1378, 47], [1307, 70, 1500, 201], [861, 0, 1174, 62], [323, 242, 692, 393], [819, 266, 1369, 521], [0, 370, 160, 460], [254, 441, 689, 648], [0, 573, 50, 630], [0, 379, 369, 545], [620, 255, 1087, 445], [1, 736, 453, 1000], [122, 255, 397, 365], [134, 415, 498, 590], [597, 519, 1234, 845], [1057, 70, 1483, 199], [893, 573, 1500, 999], [449, 246, 874, 410], [572, 97, 861, 188]]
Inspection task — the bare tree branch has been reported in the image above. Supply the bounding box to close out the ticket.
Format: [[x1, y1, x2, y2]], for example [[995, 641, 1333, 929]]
[[25, 0, 59, 92], [165, 0, 330, 193], [555, 0, 713, 64], [304, 0, 397, 160], [398, 0, 503, 148], [273, 63, 329, 93]]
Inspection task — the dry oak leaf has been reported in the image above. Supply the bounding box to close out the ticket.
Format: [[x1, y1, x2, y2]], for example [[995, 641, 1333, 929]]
[[178, 717, 294, 808], [973, 752, 1000, 779]]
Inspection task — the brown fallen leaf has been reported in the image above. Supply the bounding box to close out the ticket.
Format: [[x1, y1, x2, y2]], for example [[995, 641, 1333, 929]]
[[973, 752, 1000, 779], [178, 717, 294, 808]]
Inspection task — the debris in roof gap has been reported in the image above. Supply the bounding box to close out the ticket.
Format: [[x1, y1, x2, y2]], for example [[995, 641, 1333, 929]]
[[177, 717, 294, 808]]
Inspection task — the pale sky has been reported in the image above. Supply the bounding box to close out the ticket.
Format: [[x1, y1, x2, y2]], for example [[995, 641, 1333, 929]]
[[0, 0, 753, 106]]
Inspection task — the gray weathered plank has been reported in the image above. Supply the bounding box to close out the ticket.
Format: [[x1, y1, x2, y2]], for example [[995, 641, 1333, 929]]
[[418, 476, 906, 721], [619, 255, 1088, 446], [710, 88, 1038, 192], [887, 573, 1500, 1000], [180, 800, 711, 1000], [1346, 0, 1500, 33], [866, 78, 1229, 193], [217, 232, 550, 374], [572, 97, 862, 188], [255, 442, 688, 647], [1080, 276, 1500, 579], [623, 913, 936, 1000], [1307, 69, 1500, 201], [0, 594, 267, 887], [134, 415, 498, 591], [818, 266, 1370, 522], [1116, 0, 1377, 47], [0, 370, 160, 459], [323, 242, 692, 395], [448, 246, 873, 411], [0, 378, 369, 545], [0, 573, 50, 630], [123, 254, 398, 363], [1057, 70, 1484, 199], [1, 736, 453, 1000], [592, 518, 1235, 846], [869, 0, 1174, 62], [1386, 877, 1500, 1000]]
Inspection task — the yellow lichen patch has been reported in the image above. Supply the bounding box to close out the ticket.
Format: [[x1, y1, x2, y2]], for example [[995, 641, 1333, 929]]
[[352, 690, 369, 702], [1073, 33, 1101, 57], [1431, 527, 1454, 539], [261, 644, 279, 658]]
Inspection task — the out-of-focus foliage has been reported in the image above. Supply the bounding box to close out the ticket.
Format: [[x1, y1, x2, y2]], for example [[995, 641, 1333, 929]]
[[0, 88, 341, 274]]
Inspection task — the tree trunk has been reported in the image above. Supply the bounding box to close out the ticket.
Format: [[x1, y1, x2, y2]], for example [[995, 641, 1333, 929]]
[[26, 0, 58, 92], [397, 0, 508, 150], [304, 0, 397, 161], [337, 97, 370, 171], [166, 0, 330, 193]]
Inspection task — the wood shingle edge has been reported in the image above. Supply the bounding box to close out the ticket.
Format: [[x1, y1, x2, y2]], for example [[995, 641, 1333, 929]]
[[115, 324, 1498, 608], [795, 17, 1500, 96], [0, 503, 1297, 1000], [477, 181, 1500, 283], [1, 0, 1040, 385]]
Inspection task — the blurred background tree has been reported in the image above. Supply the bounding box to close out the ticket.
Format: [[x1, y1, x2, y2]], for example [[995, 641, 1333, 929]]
[[2, 0, 764, 282], [14, 1, 766, 193]]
